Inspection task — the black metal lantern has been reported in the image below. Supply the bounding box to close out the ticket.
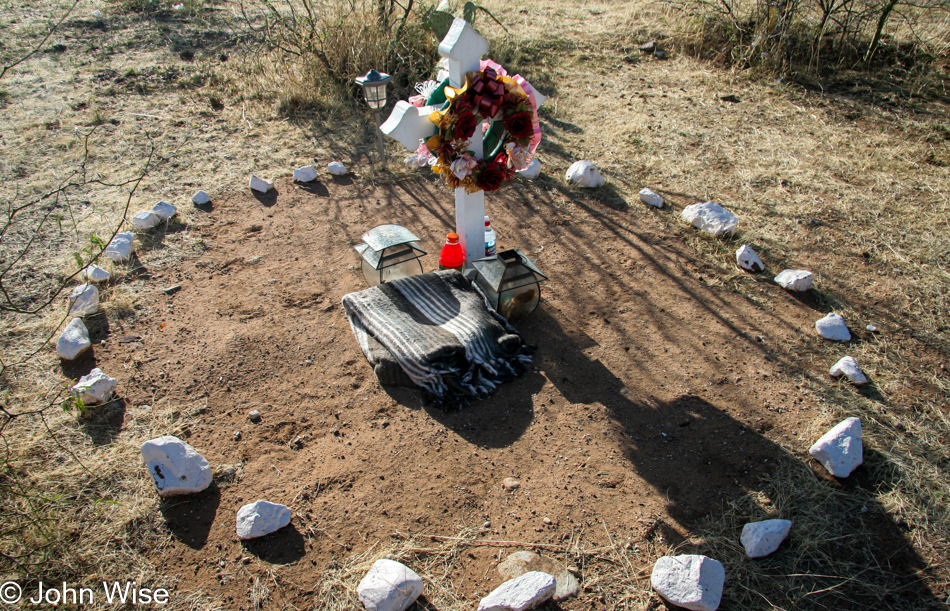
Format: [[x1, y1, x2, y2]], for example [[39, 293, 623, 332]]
[[355, 69, 392, 164], [354, 224, 427, 287], [471, 249, 548, 320]]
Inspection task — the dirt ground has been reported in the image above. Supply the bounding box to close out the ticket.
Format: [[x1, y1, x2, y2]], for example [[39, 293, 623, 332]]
[[71, 168, 882, 608]]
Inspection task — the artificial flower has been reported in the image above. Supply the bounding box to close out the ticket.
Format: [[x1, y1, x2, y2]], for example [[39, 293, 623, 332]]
[[450, 154, 478, 180], [504, 111, 534, 139], [454, 111, 479, 140], [505, 142, 532, 171], [474, 161, 506, 192]]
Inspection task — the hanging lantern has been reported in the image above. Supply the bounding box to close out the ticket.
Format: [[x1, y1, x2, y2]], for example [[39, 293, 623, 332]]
[[353, 224, 427, 287], [471, 249, 548, 320]]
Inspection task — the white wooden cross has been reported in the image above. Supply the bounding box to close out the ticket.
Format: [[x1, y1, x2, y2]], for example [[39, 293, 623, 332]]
[[381, 18, 543, 267]]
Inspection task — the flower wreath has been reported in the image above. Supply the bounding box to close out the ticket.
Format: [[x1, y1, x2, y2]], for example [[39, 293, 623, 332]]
[[411, 61, 542, 193]]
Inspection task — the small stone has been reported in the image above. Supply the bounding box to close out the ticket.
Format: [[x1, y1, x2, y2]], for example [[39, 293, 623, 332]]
[[249, 174, 273, 193], [102, 232, 135, 261], [151, 200, 177, 220], [542, 517, 552, 525], [478, 571, 556, 611], [83, 264, 110, 283], [809, 417, 863, 477], [132, 210, 161, 230], [68, 284, 99, 316], [774, 269, 814, 291], [565, 160, 605, 188], [192, 190, 211, 205], [162, 285, 182, 295], [640, 40, 657, 54], [866, 324, 878, 332], [681, 201, 738, 237], [654, 49, 668, 60], [484, 521, 492, 528], [815, 313, 851, 341], [71, 368, 117, 404], [293, 165, 319, 182], [57, 318, 91, 360], [651, 555, 725, 611], [830, 356, 868, 385], [497, 551, 579, 602], [328, 161, 347, 176], [249, 410, 261, 423], [92, 9, 102, 18], [357, 558, 424, 611], [502, 477, 521, 491], [236, 500, 291, 539], [736, 245, 764, 272], [740, 519, 792, 558], [234, 431, 242, 441], [517, 159, 542, 179], [141, 435, 213, 497], [639, 188, 664, 208]]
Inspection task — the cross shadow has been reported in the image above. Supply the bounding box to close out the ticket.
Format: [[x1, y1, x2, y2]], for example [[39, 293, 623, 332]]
[[160, 485, 221, 550], [242, 524, 307, 564]]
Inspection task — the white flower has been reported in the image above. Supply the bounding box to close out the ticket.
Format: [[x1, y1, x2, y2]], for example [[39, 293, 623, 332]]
[[414, 80, 440, 99], [505, 142, 532, 171], [450, 154, 478, 180]]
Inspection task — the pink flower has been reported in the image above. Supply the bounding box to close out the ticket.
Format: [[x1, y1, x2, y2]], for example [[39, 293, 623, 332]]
[[505, 142, 532, 171], [408, 94, 427, 108], [450, 154, 478, 180]]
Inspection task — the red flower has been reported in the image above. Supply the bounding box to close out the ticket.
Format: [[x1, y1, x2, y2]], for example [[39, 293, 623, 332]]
[[504, 111, 534, 139], [474, 161, 506, 192], [454, 111, 479, 141]]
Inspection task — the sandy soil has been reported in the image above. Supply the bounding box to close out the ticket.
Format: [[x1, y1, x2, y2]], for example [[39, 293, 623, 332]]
[[70, 169, 854, 608]]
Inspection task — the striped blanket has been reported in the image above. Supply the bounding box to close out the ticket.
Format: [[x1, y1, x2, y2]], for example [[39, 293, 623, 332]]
[[342, 270, 533, 407]]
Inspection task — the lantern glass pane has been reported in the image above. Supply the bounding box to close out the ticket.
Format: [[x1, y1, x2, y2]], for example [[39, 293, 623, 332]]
[[365, 84, 387, 110], [498, 284, 541, 320]]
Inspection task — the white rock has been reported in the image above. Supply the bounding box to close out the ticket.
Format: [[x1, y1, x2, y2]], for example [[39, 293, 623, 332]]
[[68, 284, 99, 316], [816, 313, 851, 341], [236, 500, 291, 539], [92, 9, 102, 18], [775, 269, 814, 291], [357, 559, 424, 611], [497, 551, 579, 602], [651, 555, 725, 611], [328, 161, 347, 176], [102, 231, 135, 261], [83, 264, 110, 283], [517, 159, 542, 179], [192, 190, 211, 205], [56, 318, 91, 360], [809, 417, 863, 477], [141, 435, 213, 497], [741, 519, 792, 558], [830, 356, 868, 384], [639, 188, 664, 208], [132, 210, 161, 230], [249, 174, 273, 193], [478, 571, 556, 611], [681, 201, 738, 237], [565, 160, 605, 188], [71, 368, 117, 404], [736, 245, 764, 272], [151, 200, 177, 220], [293, 165, 318, 182]]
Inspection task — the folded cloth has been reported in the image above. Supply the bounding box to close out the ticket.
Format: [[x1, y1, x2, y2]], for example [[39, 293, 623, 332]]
[[342, 270, 532, 407]]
